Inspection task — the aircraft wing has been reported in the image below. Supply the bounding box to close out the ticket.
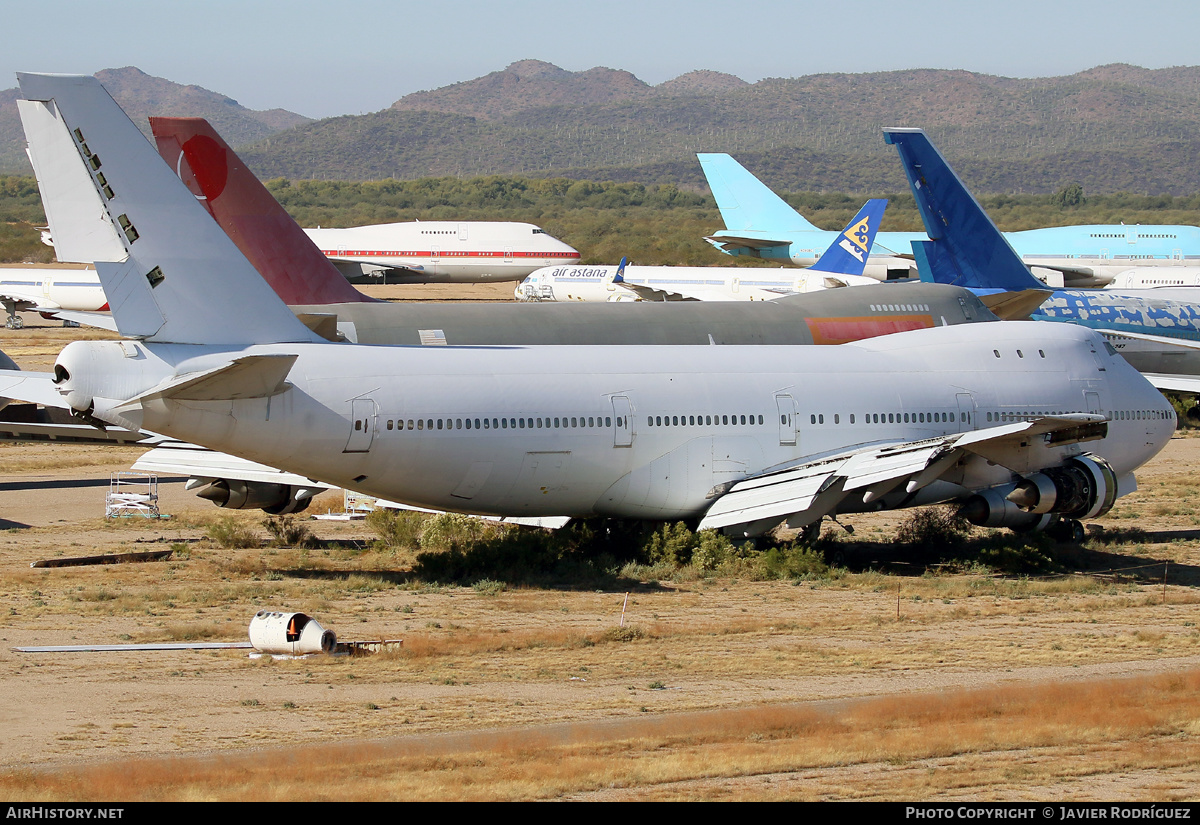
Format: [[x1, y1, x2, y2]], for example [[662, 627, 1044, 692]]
[[132, 442, 331, 490], [1096, 330, 1200, 392], [0, 419, 149, 444], [699, 416, 1107, 532]]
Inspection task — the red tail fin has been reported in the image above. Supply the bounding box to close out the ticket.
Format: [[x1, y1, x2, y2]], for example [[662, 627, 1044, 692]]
[[149, 117, 374, 305]]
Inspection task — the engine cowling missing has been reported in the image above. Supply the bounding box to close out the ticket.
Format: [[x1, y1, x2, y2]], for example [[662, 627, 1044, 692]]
[[959, 454, 1118, 529], [195, 479, 313, 514]]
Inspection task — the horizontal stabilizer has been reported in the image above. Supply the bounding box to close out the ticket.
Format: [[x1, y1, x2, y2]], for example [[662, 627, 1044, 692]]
[[0, 369, 69, 409], [132, 354, 298, 404], [704, 232, 791, 251], [974, 288, 1054, 320]]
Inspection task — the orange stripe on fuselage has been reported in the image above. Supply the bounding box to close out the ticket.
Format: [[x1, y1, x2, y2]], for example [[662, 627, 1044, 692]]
[[805, 315, 935, 345]]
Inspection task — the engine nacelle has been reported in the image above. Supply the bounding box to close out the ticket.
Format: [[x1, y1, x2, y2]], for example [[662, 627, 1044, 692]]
[[248, 611, 335, 655], [195, 479, 313, 514], [958, 486, 1058, 531], [1005, 456, 1118, 520]]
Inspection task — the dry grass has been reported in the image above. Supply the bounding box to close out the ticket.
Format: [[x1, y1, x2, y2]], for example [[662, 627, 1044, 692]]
[[2, 671, 1196, 801]]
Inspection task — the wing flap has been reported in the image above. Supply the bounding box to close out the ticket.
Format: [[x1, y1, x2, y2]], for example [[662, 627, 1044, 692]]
[[699, 415, 1111, 534]]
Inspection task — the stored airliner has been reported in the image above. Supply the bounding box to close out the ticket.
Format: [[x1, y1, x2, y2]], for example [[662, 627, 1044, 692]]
[[1, 73, 1175, 543], [886, 127, 1200, 396], [700, 152, 1200, 288], [514, 200, 885, 303]]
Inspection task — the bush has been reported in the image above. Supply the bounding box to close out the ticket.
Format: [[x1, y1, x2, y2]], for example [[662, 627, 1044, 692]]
[[262, 515, 318, 548], [366, 508, 427, 552], [205, 516, 260, 549], [896, 506, 972, 551]]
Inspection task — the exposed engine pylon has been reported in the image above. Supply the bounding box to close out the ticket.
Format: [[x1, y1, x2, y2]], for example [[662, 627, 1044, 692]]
[[195, 478, 313, 515], [959, 455, 1118, 529]]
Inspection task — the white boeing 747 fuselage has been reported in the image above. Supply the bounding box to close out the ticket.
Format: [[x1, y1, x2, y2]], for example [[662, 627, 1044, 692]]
[[304, 221, 580, 283], [54, 321, 1173, 534]]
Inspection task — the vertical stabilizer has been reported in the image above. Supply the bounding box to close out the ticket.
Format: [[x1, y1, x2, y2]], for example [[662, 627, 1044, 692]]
[[697, 153, 819, 233], [149, 117, 374, 305], [18, 98, 126, 265], [883, 128, 1043, 291], [809, 199, 887, 275], [17, 73, 319, 346]]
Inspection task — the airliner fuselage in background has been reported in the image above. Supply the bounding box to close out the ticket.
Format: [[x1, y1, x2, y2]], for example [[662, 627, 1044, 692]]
[[0, 265, 107, 328], [303, 222, 580, 283]]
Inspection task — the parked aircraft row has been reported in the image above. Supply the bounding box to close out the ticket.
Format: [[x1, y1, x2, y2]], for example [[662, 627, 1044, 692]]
[[699, 152, 1200, 288], [0, 73, 1177, 545], [881, 127, 1200, 396]]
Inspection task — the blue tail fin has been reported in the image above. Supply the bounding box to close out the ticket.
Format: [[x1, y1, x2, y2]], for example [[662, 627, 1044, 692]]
[[883, 128, 1043, 291], [697, 153, 818, 233], [809, 199, 887, 275]]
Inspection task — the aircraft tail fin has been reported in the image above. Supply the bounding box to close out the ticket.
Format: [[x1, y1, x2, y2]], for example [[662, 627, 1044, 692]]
[[697, 153, 819, 233], [149, 117, 375, 305], [809, 199, 887, 275], [17, 73, 319, 346], [18, 99, 126, 265], [884, 128, 1043, 292]]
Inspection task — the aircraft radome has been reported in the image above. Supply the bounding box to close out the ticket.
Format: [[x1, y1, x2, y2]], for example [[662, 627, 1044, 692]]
[[0, 73, 1177, 544]]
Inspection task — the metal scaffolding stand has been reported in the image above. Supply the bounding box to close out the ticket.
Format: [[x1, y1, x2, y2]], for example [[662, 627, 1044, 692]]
[[105, 472, 164, 518]]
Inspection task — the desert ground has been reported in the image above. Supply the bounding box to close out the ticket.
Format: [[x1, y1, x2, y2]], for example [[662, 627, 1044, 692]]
[[1, 288, 1199, 800]]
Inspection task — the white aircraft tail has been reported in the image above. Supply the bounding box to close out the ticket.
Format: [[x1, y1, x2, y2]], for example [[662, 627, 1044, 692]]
[[17, 73, 318, 347]]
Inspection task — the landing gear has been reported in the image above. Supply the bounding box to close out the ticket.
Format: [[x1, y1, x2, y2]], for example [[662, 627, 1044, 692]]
[[796, 518, 822, 547], [62, 320, 80, 328], [1048, 517, 1086, 544], [4, 314, 23, 330]]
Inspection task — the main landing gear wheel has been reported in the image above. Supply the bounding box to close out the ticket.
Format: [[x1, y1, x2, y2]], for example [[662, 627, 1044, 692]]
[[5, 315, 23, 330], [1049, 518, 1086, 544]]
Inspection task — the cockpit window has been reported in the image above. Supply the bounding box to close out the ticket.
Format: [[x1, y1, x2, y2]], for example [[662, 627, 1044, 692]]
[[1103, 341, 1118, 356]]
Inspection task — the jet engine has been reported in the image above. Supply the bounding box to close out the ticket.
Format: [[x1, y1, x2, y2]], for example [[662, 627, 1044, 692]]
[[1004, 455, 1118, 520], [959, 455, 1118, 529], [194, 478, 313, 514]]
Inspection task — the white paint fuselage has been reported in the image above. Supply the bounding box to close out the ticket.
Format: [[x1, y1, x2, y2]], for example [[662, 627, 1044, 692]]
[[0, 266, 107, 312], [304, 221, 580, 283], [58, 322, 1172, 525], [515, 264, 879, 302]]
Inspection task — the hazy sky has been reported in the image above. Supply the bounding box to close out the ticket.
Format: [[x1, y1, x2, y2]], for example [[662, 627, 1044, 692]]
[[7, 0, 1200, 118]]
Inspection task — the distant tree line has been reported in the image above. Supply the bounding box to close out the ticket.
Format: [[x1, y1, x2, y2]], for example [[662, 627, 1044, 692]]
[[2, 174, 1200, 266]]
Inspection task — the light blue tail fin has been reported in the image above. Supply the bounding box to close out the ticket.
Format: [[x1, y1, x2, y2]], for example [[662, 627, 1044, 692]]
[[809, 199, 887, 275], [883, 128, 1043, 291], [697, 153, 819, 233]]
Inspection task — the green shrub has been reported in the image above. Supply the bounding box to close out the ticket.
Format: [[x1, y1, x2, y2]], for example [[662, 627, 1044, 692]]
[[206, 516, 260, 549], [366, 508, 427, 552], [262, 515, 318, 548]]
